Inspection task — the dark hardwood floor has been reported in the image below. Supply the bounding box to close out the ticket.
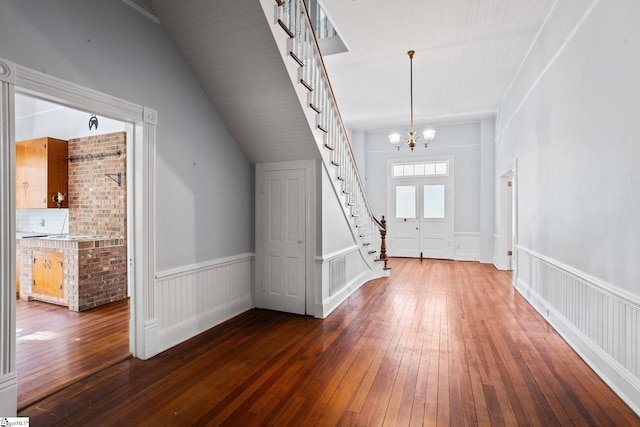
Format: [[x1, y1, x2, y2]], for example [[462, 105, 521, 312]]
[[16, 298, 130, 410], [19, 259, 639, 426]]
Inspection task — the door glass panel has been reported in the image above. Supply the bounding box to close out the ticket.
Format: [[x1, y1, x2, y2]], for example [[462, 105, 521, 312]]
[[396, 185, 416, 219], [402, 164, 414, 176], [424, 163, 435, 175], [414, 164, 425, 175], [424, 184, 445, 218], [393, 165, 404, 177]]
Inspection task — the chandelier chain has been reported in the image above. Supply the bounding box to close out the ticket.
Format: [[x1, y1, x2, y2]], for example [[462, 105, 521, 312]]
[[388, 50, 435, 151]]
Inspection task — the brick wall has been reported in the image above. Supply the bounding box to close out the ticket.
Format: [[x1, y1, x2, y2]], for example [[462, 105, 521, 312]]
[[68, 132, 127, 238], [76, 240, 127, 311], [67, 131, 127, 310]]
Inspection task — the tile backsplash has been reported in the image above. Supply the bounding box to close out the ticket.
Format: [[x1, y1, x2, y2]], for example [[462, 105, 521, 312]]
[[16, 208, 69, 234]]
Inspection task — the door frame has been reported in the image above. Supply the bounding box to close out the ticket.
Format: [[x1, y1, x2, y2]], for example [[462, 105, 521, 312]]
[[497, 159, 518, 280], [255, 160, 316, 315], [0, 58, 156, 414], [386, 155, 455, 259]]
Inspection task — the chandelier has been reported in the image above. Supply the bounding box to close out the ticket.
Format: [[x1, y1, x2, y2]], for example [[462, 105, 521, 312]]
[[388, 50, 436, 151]]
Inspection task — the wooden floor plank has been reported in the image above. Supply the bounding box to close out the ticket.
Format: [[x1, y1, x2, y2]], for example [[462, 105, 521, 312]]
[[16, 298, 130, 410], [18, 259, 640, 426]]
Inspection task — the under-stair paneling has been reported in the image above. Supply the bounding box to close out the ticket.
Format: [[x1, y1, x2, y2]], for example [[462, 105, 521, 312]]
[[315, 245, 376, 318], [316, 166, 380, 318], [515, 246, 640, 414], [155, 253, 254, 352], [149, 0, 319, 164]]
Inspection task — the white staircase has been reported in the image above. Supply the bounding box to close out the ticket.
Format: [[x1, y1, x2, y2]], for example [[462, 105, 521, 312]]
[[262, 0, 389, 277]]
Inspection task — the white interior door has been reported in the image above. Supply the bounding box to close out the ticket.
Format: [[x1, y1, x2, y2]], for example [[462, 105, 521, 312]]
[[261, 168, 306, 314], [500, 172, 515, 271]]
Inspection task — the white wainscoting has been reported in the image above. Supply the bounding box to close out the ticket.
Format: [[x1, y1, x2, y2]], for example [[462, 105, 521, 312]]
[[0, 373, 17, 415], [454, 232, 480, 261], [155, 253, 254, 353], [515, 245, 640, 415]]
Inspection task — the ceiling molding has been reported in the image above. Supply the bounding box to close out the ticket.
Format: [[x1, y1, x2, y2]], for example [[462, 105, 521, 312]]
[[121, 0, 160, 24]]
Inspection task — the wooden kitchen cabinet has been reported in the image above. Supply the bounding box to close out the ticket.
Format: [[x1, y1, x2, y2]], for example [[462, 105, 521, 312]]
[[32, 250, 65, 299], [16, 137, 68, 209]]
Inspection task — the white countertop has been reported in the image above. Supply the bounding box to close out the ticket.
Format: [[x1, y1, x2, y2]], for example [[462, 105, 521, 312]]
[[16, 232, 50, 239], [40, 234, 108, 241]]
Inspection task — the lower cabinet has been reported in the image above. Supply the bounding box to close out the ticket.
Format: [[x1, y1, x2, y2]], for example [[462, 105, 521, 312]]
[[32, 250, 64, 299]]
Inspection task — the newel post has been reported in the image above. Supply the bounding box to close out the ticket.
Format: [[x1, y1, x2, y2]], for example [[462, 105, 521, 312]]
[[379, 215, 388, 269]]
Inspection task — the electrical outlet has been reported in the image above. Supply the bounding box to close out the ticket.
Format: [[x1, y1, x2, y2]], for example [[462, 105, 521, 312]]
[[39, 219, 45, 227]]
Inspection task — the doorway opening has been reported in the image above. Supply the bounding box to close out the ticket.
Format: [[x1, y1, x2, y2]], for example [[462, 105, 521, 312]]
[[1, 59, 156, 412], [498, 163, 517, 282], [14, 92, 132, 409], [387, 157, 454, 259]]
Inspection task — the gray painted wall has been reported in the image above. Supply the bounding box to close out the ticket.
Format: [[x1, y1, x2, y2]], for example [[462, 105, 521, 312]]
[[495, 0, 639, 293], [0, 0, 253, 270], [362, 121, 486, 234]]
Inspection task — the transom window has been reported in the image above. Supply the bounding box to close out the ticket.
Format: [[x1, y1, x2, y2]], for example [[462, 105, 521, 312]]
[[392, 161, 448, 177]]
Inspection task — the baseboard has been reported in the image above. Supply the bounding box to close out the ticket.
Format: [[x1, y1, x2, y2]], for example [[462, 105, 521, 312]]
[[454, 252, 479, 262], [141, 319, 159, 360], [515, 247, 640, 416]]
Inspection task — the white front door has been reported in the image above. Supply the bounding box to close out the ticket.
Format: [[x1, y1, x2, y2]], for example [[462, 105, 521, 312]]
[[389, 159, 454, 259], [261, 168, 306, 314], [391, 182, 420, 257], [419, 179, 451, 259]]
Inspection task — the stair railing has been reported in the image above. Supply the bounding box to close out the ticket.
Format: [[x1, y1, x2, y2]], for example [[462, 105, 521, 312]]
[[274, 0, 388, 270]]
